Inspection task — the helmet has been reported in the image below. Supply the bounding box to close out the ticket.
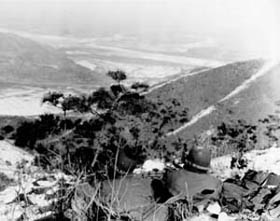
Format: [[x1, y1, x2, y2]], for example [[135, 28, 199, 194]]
[[184, 146, 211, 172]]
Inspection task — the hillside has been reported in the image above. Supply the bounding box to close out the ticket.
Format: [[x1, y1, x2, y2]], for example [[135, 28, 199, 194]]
[[0, 32, 110, 88], [0, 56, 279, 220], [148, 59, 264, 122], [163, 61, 280, 152]]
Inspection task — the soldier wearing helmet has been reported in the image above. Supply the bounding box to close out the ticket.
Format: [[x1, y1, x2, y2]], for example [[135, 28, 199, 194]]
[[72, 145, 221, 220], [161, 145, 221, 205]]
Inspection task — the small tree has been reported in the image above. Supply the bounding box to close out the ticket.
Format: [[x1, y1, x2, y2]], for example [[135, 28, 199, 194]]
[[42, 91, 64, 106], [89, 87, 115, 110], [131, 82, 149, 93], [107, 70, 127, 84], [61, 95, 81, 117]]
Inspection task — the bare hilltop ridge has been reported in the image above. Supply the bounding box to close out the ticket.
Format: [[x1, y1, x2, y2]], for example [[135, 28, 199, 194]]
[[0, 31, 280, 220]]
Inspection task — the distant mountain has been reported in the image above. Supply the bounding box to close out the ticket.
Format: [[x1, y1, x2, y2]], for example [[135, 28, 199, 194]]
[[0, 32, 110, 88]]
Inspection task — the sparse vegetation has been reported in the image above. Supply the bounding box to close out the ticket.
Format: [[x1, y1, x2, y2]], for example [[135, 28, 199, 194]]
[[148, 59, 264, 123], [12, 71, 189, 182], [1, 60, 280, 221], [211, 120, 257, 153], [259, 114, 280, 148]]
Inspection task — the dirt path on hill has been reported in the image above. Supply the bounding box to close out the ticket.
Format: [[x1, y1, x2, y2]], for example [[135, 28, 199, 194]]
[[144, 67, 212, 94], [166, 60, 279, 137]]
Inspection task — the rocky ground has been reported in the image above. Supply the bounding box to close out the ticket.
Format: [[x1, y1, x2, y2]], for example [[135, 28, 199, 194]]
[[1, 139, 280, 221], [0, 140, 73, 220]]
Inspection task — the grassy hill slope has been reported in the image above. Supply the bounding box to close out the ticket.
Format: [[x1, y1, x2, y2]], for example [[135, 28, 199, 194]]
[[148, 59, 264, 121], [167, 63, 280, 152]]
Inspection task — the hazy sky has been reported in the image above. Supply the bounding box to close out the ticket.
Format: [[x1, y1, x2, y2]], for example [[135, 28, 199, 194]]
[[0, 0, 279, 58]]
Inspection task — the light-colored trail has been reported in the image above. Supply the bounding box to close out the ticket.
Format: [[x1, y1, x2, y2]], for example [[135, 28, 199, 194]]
[[220, 60, 278, 102], [166, 60, 278, 137], [144, 67, 211, 95]]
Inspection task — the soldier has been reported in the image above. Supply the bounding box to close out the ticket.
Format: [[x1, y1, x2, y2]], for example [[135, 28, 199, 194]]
[[162, 145, 222, 206], [72, 146, 221, 220]]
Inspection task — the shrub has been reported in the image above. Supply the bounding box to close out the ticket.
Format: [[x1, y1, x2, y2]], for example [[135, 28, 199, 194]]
[[14, 114, 61, 148], [259, 115, 280, 147], [14, 120, 38, 147], [211, 119, 257, 156], [131, 82, 149, 92], [107, 70, 127, 84], [1, 125, 14, 134]]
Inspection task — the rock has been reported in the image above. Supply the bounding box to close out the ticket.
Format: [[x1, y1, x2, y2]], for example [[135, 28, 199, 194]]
[[242, 180, 259, 193], [0, 186, 17, 204], [221, 181, 250, 213], [242, 170, 268, 185], [261, 211, 280, 221], [134, 159, 165, 174], [0, 204, 24, 221], [250, 188, 272, 211], [45, 186, 59, 197], [264, 173, 280, 188], [218, 212, 236, 221], [28, 193, 52, 208], [142, 159, 165, 172], [34, 180, 56, 188], [269, 205, 280, 218], [26, 211, 55, 221], [197, 204, 205, 213], [190, 214, 213, 221], [268, 192, 280, 207], [206, 202, 221, 215]]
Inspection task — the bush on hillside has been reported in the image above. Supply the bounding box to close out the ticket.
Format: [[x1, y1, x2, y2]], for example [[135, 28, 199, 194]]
[[1, 125, 14, 134], [259, 114, 280, 147], [14, 114, 64, 148], [207, 119, 258, 169], [131, 82, 149, 92], [211, 119, 257, 154]]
